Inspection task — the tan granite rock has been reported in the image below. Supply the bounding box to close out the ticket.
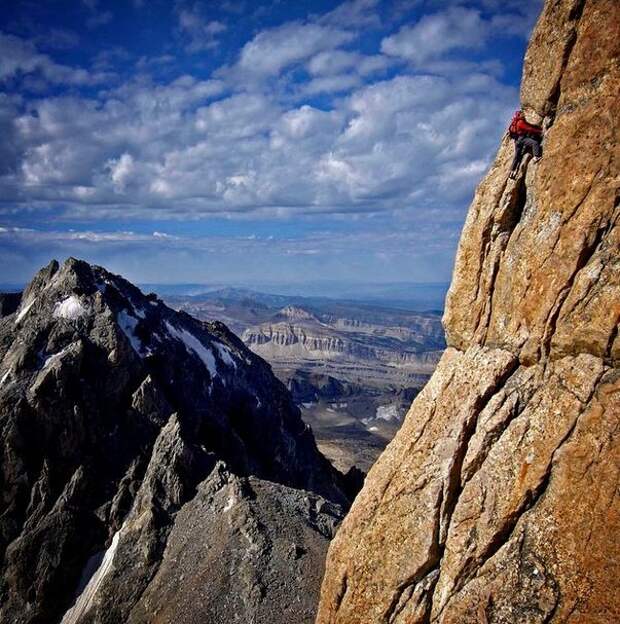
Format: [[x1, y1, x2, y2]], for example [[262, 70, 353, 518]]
[[316, 1, 620, 622], [443, 0, 620, 365]]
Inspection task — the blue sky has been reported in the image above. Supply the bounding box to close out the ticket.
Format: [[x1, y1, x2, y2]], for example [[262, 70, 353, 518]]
[[0, 0, 542, 287]]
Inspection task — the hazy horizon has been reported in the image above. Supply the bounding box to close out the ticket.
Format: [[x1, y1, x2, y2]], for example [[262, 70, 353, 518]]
[[1, 258, 450, 310], [0, 271, 449, 309]]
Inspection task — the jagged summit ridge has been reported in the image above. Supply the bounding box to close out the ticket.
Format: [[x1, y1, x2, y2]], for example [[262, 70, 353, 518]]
[[316, 1, 619, 623], [0, 257, 348, 624], [9, 258, 239, 382]]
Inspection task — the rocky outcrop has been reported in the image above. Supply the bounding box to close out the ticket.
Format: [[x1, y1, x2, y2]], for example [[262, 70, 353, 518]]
[[274, 305, 322, 322], [316, 1, 620, 623], [0, 258, 348, 624], [124, 464, 342, 624]]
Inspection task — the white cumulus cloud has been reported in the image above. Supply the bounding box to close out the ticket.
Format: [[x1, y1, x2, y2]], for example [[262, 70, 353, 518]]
[[107, 153, 135, 193], [381, 7, 488, 65], [237, 22, 355, 76]]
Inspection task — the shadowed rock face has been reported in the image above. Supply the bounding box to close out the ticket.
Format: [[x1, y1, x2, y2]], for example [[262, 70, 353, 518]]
[[0, 257, 349, 624], [0, 292, 21, 318], [316, 1, 620, 623]]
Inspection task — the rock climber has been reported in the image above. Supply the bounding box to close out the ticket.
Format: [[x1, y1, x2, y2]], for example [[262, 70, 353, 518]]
[[508, 110, 543, 179]]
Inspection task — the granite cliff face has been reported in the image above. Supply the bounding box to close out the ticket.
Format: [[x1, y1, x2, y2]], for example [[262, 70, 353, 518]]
[[0, 258, 349, 624], [317, 1, 620, 623]]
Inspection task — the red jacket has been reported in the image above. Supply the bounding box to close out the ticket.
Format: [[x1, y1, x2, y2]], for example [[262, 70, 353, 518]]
[[515, 118, 542, 136]]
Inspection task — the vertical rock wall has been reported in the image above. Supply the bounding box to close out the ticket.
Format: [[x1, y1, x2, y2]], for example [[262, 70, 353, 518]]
[[316, 0, 620, 622]]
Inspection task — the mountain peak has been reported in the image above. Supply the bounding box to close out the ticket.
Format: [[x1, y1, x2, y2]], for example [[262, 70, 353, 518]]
[[274, 305, 319, 322], [0, 258, 349, 624]]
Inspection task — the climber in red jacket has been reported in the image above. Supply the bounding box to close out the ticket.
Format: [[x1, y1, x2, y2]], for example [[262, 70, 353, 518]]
[[508, 110, 543, 179]]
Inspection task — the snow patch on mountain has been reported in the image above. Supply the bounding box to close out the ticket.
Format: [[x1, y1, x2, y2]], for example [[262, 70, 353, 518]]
[[54, 296, 87, 320], [215, 343, 237, 369], [165, 321, 218, 378], [60, 530, 121, 624], [43, 346, 71, 369], [118, 310, 144, 356], [15, 298, 36, 324], [375, 404, 400, 422], [132, 305, 146, 319]]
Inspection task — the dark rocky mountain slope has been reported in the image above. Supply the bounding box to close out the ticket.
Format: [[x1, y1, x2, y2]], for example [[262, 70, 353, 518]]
[[0, 258, 349, 624]]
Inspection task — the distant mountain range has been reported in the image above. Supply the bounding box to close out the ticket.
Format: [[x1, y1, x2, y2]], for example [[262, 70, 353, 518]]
[[164, 289, 445, 388], [143, 281, 449, 311], [1, 281, 448, 311]]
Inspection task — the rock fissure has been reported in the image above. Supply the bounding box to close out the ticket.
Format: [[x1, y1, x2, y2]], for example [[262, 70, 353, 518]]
[[333, 572, 348, 614], [460, 376, 537, 488], [436, 459, 551, 615], [469, 237, 494, 339], [385, 487, 445, 624], [536, 165, 603, 280], [361, 396, 442, 538], [606, 322, 619, 364], [466, 166, 516, 322], [475, 251, 503, 344], [439, 357, 520, 539], [474, 176, 530, 344], [543, 0, 586, 123], [435, 366, 606, 618], [541, 214, 614, 362], [384, 561, 440, 624]]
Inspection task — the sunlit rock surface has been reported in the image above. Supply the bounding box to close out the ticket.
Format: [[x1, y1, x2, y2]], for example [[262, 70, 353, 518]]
[[316, 1, 620, 622]]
